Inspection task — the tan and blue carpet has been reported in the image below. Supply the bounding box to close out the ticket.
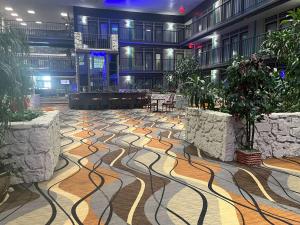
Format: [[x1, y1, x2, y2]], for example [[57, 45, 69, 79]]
[[1, 107, 300, 225]]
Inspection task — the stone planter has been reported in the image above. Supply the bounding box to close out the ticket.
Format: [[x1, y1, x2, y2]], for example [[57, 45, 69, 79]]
[[186, 108, 300, 161], [236, 150, 262, 166], [0, 171, 10, 203], [185, 108, 242, 161], [0, 111, 60, 184]]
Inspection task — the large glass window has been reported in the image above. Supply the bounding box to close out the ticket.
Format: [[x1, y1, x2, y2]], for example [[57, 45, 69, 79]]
[[135, 52, 143, 70], [145, 52, 153, 71], [155, 25, 163, 43], [111, 23, 119, 34], [135, 24, 143, 41], [145, 25, 153, 42], [155, 53, 161, 71]]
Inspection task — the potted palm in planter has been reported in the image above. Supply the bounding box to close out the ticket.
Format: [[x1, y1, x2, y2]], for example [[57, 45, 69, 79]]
[[225, 55, 277, 166]]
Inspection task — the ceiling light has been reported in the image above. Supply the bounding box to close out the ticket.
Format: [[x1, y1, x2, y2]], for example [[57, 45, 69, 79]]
[[61, 12, 68, 17], [35, 21, 42, 24], [16, 18, 23, 22], [5, 7, 13, 11], [27, 10, 35, 14], [11, 13, 18, 17], [20, 22, 27, 26]]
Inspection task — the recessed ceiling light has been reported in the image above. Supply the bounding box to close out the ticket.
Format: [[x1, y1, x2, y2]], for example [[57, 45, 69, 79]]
[[20, 22, 27, 26], [16, 18, 23, 22], [27, 10, 35, 14], [5, 7, 13, 11], [61, 12, 68, 17], [35, 21, 42, 24], [11, 13, 18, 17]]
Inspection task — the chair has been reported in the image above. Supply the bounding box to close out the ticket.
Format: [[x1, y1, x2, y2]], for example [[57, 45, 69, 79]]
[[144, 94, 157, 111], [162, 93, 176, 111]]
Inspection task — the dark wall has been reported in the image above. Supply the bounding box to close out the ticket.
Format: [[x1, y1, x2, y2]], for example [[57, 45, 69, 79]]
[[73, 6, 185, 23], [184, 0, 214, 21]]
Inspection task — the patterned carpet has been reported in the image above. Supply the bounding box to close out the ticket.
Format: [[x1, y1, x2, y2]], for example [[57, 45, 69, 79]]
[[1, 107, 300, 225]]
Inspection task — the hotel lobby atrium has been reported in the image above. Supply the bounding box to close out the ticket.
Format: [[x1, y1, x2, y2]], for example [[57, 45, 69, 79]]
[[0, 0, 299, 224]]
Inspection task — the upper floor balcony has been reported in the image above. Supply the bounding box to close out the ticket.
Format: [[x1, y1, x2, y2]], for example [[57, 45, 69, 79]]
[[24, 55, 75, 75], [120, 58, 177, 73], [196, 33, 266, 69], [4, 20, 74, 47], [184, 0, 274, 43], [75, 33, 113, 50], [119, 27, 185, 45]]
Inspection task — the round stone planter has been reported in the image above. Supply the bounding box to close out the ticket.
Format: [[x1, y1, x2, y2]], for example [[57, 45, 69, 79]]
[[0, 171, 10, 203], [236, 150, 262, 166]]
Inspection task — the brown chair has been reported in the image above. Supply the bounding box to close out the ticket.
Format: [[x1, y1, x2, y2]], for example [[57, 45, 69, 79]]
[[145, 95, 158, 111], [162, 93, 176, 111]]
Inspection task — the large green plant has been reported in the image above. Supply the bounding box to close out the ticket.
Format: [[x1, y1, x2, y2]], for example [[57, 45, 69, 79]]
[[164, 57, 201, 92], [261, 9, 300, 112], [224, 55, 277, 151], [0, 27, 32, 145], [183, 73, 216, 109]]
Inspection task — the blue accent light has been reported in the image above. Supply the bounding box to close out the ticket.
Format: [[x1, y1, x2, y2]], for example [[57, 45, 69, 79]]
[[280, 69, 286, 79], [90, 51, 106, 57]]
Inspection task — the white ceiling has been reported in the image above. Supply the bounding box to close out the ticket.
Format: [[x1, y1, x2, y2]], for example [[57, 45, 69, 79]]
[[0, 0, 203, 23]]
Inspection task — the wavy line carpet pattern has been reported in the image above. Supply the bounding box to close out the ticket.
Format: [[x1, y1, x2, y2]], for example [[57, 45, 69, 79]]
[[1, 108, 300, 225]]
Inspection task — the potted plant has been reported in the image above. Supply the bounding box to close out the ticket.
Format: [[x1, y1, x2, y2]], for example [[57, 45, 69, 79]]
[[225, 55, 277, 166]]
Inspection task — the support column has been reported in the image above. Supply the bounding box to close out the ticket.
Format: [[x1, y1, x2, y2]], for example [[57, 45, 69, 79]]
[[106, 53, 110, 90], [75, 52, 80, 92], [87, 53, 91, 92], [117, 54, 120, 90]]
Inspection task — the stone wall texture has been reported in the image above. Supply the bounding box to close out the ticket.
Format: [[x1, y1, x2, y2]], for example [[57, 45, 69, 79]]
[[185, 108, 300, 161], [0, 111, 60, 184], [254, 113, 300, 158], [185, 108, 241, 161]]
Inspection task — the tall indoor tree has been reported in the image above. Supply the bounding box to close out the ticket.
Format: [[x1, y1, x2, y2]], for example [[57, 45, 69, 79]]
[[0, 25, 32, 144], [261, 8, 300, 112]]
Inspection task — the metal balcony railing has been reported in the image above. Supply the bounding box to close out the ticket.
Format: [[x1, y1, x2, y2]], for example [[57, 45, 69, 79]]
[[119, 59, 177, 72], [196, 33, 266, 68], [24, 55, 75, 73], [80, 33, 111, 49], [4, 20, 73, 39], [185, 0, 271, 40], [119, 27, 185, 44]]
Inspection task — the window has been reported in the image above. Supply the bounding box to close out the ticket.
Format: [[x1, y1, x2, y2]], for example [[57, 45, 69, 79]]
[[111, 23, 119, 34], [155, 53, 161, 71], [145, 52, 153, 71], [145, 25, 152, 42]]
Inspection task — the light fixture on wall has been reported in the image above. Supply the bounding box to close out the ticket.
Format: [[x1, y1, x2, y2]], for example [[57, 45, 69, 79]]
[[81, 16, 87, 25], [61, 12, 68, 17], [166, 22, 175, 31], [125, 19, 132, 28]]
